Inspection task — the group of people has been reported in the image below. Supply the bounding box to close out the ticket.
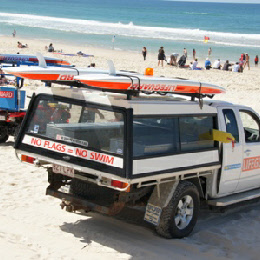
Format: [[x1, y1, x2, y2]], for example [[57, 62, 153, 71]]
[[204, 58, 242, 72], [151, 46, 258, 72], [203, 53, 258, 72], [183, 48, 199, 60], [141, 46, 196, 67]]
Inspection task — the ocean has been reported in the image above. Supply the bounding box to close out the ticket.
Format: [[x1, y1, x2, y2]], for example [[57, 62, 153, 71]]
[[0, 0, 260, 61]]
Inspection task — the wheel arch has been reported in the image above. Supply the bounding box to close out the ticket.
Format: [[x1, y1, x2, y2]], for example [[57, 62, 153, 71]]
[[185, 177, 205, 199]]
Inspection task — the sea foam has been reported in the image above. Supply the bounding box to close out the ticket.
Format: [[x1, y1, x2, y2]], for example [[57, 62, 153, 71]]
[[0, 12, 259, 48]]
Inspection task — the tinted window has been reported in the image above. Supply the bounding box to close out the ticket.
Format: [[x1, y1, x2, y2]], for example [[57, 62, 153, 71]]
[[239, 110, 260, 142], [223, 109, 239, 142], [133, 115, 215, 157], [179, 116, 215, 152], [133, 117, 180, 157], [26, 97, 125, 155]]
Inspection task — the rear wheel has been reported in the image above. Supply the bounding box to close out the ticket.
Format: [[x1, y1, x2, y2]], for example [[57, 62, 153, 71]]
[[14, 125, 21, 141], [0, 126, 9, 143], [155, 181, 200, 239]]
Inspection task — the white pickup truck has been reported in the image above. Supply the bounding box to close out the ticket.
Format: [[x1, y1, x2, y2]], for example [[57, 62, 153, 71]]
[[15, 85, 260, 238]]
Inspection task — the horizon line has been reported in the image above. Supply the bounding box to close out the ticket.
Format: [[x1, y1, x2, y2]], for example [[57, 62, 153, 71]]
[[163, 0, 260, 4]]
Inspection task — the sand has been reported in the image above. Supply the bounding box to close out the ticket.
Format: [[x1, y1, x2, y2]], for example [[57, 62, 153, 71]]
[[0, 35, 260, 260]]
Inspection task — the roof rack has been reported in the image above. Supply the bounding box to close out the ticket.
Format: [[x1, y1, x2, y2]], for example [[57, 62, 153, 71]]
[[42, 73, 215, 102]]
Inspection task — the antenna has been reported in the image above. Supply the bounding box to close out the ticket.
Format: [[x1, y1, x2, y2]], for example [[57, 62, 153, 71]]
[[199, 82, 203, 109], [36, 52, 47, 68], [107, 60, 116, 75]]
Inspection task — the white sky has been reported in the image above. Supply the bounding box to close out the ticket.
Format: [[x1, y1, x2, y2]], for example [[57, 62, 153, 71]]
[[171, 0, 260, 3]]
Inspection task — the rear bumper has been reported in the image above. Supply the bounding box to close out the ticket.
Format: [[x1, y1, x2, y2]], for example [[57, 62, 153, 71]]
[[46, 186, 125, 215]]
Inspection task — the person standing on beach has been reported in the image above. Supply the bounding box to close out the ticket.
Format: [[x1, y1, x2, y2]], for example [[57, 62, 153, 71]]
[[208, 47, 212, 56], [193, 48, 196, 60], [12, 29, 16, 37], [158, 47, 165, 67], [183, 48, 187, 58], [255, 55, 258, 67], [142, 47, 147, 60], [244, 53, 250, 70]]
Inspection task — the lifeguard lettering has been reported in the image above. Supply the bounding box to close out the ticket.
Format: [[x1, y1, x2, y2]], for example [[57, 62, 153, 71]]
[[1, 56, 29, 61], [242, 156, 260, 172], [0, 91, 14, 98], [58, 75, 74, 81], [130, 84, 175, 92]]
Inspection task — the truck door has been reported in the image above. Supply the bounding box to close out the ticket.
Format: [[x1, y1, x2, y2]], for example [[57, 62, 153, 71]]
[[218, 108, 243, 195], [236, 109, 260, 191]]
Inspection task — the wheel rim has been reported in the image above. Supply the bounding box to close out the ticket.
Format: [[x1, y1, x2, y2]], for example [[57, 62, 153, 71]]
[[174, 195, 194, 230]]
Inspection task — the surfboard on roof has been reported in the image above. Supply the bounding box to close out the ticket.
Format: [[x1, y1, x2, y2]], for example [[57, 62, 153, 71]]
[[4, 54, 225, 97], [0, 54, 71, 67], [74, 74, 225, 95]]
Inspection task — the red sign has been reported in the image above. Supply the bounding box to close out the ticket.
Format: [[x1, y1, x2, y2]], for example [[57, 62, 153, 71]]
[[0, 91, 14, 99], [243, 156, 260, 172], [58, 75, 75, 81], [22, 135, 123, 168]]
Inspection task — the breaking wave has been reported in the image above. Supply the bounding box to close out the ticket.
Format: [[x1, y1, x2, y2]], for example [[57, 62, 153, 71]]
[[0, 12, 260, 48]]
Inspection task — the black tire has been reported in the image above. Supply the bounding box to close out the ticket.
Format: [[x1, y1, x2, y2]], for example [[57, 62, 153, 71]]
[[0, 126, 9, 143], [14, 125, 21, 142], [155, 181, 200, 239]]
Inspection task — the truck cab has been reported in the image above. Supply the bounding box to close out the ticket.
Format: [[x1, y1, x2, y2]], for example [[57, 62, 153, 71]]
[[209, 102, 260, 196], [15, 85, 260, 238]]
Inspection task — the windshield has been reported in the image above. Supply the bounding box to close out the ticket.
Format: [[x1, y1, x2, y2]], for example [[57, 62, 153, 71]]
[[25, 96, 125, 156]]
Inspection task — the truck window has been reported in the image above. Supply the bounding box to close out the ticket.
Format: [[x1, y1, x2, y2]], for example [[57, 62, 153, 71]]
[[133, 115, 215, 157], [179, 116, 215, 152], [133, 117, 180, 157], [239, 110, 260, 142], [25, 97, 125, 155], [223, 109, 239, 142]]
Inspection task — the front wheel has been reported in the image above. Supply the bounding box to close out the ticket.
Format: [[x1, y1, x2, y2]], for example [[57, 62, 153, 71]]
[[155, 181, 200, 239]]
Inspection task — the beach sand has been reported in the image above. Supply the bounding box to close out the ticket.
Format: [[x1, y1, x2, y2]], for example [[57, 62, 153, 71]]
[[0, 36, 260, 260]]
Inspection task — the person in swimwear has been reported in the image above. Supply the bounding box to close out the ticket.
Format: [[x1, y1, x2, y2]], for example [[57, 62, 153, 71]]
[[142, 47, 147, 60], [183, 48, 187, 58], [208, 47, 212, 57], [255, 55, 258, 67], [17, 41, 28, 48], [158, 47, 165, 67], [244, 53, 250, 70], [193, 48, 196, 60]]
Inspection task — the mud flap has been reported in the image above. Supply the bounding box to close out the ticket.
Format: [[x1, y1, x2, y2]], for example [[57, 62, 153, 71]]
[[144, 181, 179, 226]]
